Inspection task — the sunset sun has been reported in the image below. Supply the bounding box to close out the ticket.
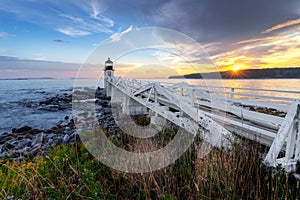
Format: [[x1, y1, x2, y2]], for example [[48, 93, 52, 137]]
[[231, 65, 242, 72], [226, 64, 247, 78]]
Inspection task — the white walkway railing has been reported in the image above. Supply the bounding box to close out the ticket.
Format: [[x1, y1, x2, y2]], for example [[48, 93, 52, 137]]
[[106, 77, 300, 172]]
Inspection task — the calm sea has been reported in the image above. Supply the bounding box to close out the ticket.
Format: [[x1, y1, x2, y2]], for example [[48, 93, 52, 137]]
[[1, 78, 300, 134]]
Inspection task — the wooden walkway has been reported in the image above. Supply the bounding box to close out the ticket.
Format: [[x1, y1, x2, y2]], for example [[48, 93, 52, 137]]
[[106, 76, 300, 172]]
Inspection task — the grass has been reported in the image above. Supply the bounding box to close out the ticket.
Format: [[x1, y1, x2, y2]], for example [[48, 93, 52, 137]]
[[1, 127, 300, 199]]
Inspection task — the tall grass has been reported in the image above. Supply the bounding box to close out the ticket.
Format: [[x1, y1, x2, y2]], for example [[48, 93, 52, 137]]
[[1, 126, 300, 199]]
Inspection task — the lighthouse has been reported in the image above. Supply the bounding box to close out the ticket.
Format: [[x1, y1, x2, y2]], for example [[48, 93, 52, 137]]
[[104, 57, 114, 97]]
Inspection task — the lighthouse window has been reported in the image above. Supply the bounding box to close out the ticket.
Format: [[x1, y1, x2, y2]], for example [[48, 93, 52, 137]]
[[108, 71, 111, 76]]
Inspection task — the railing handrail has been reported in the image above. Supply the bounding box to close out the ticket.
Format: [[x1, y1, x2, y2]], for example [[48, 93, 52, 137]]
[[108, 76, 300, 172], [117, 78, 300, 95], [196, 85, 300, 95], [113, 77, 300, 106], [168, 83, 300, 101]]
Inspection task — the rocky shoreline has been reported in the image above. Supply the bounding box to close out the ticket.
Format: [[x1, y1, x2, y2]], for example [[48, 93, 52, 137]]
[[0, 87, 119, 160]]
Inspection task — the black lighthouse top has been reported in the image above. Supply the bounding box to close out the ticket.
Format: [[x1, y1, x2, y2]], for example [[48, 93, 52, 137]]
[[105, 57, 114, 71]]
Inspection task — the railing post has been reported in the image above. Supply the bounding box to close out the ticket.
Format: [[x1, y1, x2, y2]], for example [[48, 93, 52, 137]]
[[191, 88, 195, 105], [154, 87, 158, 104], [230, 88, 234, 100], [264, 101, 298, 166], [294, 103, 300, 160], [285, 119, 296, 160]]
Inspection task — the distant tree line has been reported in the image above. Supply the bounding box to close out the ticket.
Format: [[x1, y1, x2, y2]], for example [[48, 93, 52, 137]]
[[169, 67, 300, 79]]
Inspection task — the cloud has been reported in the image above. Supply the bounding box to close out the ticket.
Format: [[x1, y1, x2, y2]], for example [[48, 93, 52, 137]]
[[33, 56, 47, 61], [0, 0, 114, 37], [201, 42, 222, 54], [53, 39, 65, 43], [110, 25, 133, 42], [90, 0, 102, 19], [0, 56, 80, 78], [0, 31, 15, 38], [57, 13, 113, 35], [89, 0, 114, 27], [234, 36, 281, 45], [0, 32, 8, 38], [57, 27, 91, 37], [263, 18, 300, 33], [148, 0, 300, 51], [212, 26, 300, 70]]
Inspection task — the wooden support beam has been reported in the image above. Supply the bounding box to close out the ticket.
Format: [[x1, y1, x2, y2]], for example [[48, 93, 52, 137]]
[[294, 106, 300, 160], [264, 101, 299, 167]]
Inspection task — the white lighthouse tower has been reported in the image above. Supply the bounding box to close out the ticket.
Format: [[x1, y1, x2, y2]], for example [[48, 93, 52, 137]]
[[104, 57, 114, 97]]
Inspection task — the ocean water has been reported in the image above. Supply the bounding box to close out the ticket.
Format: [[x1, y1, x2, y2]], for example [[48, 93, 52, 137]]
[[0, 79, 73, 134], [1, 78, 300, 134]]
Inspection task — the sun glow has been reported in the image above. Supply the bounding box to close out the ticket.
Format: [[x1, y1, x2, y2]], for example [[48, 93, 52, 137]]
[[224, 64, 249, 78], [231, 65, 242, 72]]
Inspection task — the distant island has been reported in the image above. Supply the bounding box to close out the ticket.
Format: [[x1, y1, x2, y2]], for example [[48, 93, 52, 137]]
[[169, 67, 300, 79], [0, 77, 55, 80]]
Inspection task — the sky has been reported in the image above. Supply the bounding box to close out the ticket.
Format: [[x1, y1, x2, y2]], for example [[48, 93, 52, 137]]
[[0, 0, 300, 78]]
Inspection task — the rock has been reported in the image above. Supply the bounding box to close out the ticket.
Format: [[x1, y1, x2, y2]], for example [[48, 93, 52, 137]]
[[279, 113, 286, 117], [14, 149, 24, 154], [35, 90, 46, 94], [103, 122, 109, 129], [43, 144, 51, 151], [46, 133, 56, 138], [44, 129, 52, 134], [63, 134, 70, 144], [39, 104, 59, 112], [249, 106, 255, 111], [56, 120, 64, 125], [1, 132, 9, 137], [23, 147, 31, 153], [13, 126, 32, 133], [18, 139, 32, 148], [52, 126, 64, 134], [30, 129, 40, 135], [101, 100, 110, 108], [95, 87, 105, 99], [31, 133, 44, 146], [0, 135, 13, 145], [54, 137, 63, 145], [0, 89, 103, 159], [48, 138, 53, 144], [58, 104, 70, 110], [25, 103, 32, 107], [30, 145, 41, 155], [24, 133, 34, 139], [3, 142, 16, 151], [103, 108, 112, 115], [68, 131, 79, 143], [50, 142, 58, 148], [5, 137, 17, 144]]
